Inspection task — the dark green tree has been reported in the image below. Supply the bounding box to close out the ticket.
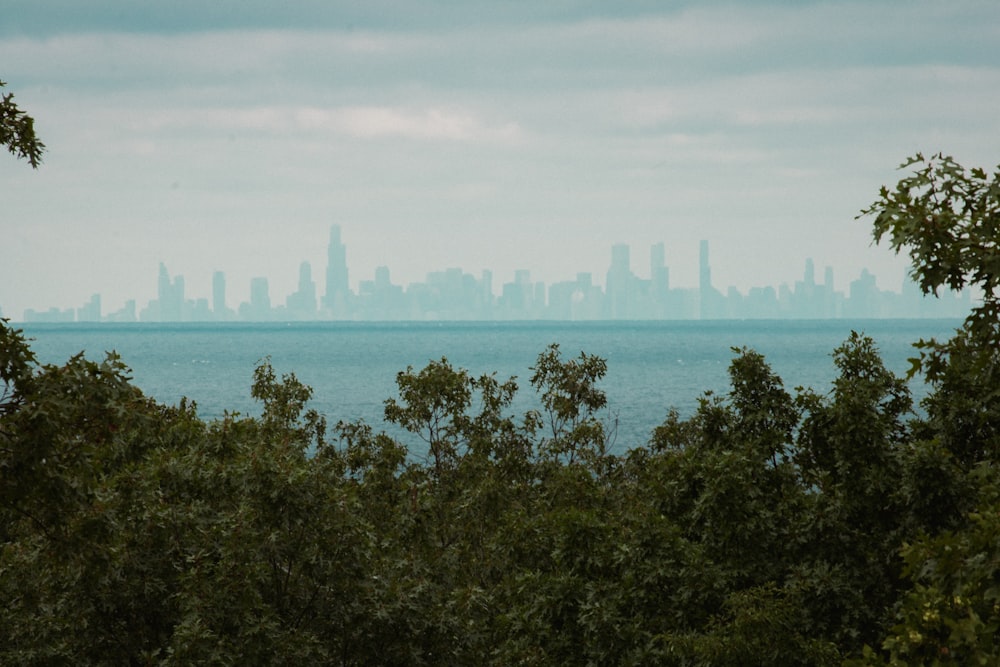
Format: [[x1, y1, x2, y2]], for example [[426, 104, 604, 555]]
[[0, 321, 379, 663], [856, 154, 1000, 663], [529, 343, 613, 466], [1, 80, 44, 167], [860, 155, 1000, 466], [861, 153, 1000, 366]]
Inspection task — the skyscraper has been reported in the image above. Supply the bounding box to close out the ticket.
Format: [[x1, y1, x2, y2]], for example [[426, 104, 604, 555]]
[[287, 261, 317, 318], [375, 265, 391, 290], [77, 294, 101, 322], [606, 243, 632, 319], [157, 263, 170, 321], [240, 276, 272, 320], [324, 224, 349, 316], [158, 263, 183, 322], [699, 239, 724, 319]]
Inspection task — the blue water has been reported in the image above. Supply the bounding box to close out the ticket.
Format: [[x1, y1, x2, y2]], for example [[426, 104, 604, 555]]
[[17, 320, 961, 453]]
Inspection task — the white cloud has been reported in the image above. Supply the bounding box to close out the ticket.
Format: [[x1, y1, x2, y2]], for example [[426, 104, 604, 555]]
[[329, 106, 522, 141], [130, 105, 523, 143]]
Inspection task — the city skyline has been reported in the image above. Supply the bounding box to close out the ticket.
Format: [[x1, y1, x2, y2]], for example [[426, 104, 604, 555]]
[[2, 2, 998, 322], [12, 225, 970, 323]]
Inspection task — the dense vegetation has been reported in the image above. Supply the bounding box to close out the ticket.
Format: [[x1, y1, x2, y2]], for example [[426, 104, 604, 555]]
[[2, 154, 999, 665]]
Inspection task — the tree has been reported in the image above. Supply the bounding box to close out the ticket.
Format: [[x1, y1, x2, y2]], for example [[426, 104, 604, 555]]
[[861, 154, 1000, 467], [0, 320, 377, 663], [861, 475, 1000, 665], [0, 80, 44, 168], [529, 343, 613, 466], [856, 155, 1000, 663], [860, 153, 1000, 380]]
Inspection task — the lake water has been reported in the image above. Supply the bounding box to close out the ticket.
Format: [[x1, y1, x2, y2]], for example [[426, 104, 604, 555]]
[[17, 320, 961, 453]]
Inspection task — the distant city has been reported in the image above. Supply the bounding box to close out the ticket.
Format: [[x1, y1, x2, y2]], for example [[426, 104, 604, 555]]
[[12, 225, 971, 323]]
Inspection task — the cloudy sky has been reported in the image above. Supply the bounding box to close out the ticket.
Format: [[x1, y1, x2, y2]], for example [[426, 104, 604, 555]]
[[1, 0, 998, 318]]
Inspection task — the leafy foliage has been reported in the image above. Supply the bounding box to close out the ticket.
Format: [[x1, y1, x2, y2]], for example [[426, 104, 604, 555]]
[[851, 154, 1000, 663], [0, 316, 915, 664], [0, 80, 45, 168], [860, 152, 1000, 381]]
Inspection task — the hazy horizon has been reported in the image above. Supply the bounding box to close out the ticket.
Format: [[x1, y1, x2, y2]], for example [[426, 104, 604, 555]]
[[2, 1, 999, 317], [2, 228, 938, 317]]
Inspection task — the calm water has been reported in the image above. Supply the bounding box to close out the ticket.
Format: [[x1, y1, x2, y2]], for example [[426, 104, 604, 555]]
[[18, 320, 961, 453]]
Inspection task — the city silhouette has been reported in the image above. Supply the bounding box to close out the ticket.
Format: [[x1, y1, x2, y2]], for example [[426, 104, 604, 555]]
[[18, 225, 970, 323]]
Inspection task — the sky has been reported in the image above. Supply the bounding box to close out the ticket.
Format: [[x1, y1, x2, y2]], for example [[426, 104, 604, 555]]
[[1, 0, 999, 318]]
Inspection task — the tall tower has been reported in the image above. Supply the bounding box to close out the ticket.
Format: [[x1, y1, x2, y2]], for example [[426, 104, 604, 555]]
[[157, 263, 172, 321], [480, 269, 493, 313], [650, 242, 669, 297], [650, 242, 664, 278], [158, 263, 183, 322], [174, 275, 185, 320], [297, 261, 317, 314], [250, 277, 271, 318], [606, 243, 632, 319], [324, 225, 349, 314], [699, 240, 722, 319]]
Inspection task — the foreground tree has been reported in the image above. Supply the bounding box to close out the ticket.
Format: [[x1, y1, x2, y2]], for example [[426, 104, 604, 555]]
[[861, 155, 1000, 465], [1, 79, 44, 167], [862, 153, 1000, 366], [856, 153, 1000, 664], [0, 323, 378, 663]]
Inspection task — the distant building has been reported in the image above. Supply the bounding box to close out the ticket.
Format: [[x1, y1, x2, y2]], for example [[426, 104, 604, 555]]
[[240, 277, 272, 320], [699, 240, 725, 319], [158, 263, 184, 322], [606, 244, 633, 319], [105, 299, 136, 323], [650, 242, 669, 309], [479, 270, 494, 317], [19, 226, 976, 323], [324, 225, 350, 318], [286, 261, 317, 319], [77, 294, 101, 322], [846, 268, 881, 318], [499, 269, 538, 319], [24, 307, 75, 323], [252, 277, 270, 310], [357, 265, 406, 319]]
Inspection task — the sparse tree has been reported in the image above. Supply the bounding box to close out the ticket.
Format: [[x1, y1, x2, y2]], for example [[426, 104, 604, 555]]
[[0, 80, 44, 167]]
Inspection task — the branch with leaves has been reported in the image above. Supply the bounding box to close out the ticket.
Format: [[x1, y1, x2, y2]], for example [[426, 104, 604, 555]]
[[860, 153, 1000, 381], [1, 80, 45, 168]]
